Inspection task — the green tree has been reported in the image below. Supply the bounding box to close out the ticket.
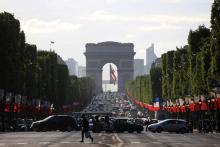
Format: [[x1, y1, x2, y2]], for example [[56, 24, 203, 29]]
[[24, 44, 37, 98], [150, 67, 162, 98], [187, 25, 210, 95], [166, 51, 175, 99], [210, 0, 220, 86], [0, 12, 24, 93]]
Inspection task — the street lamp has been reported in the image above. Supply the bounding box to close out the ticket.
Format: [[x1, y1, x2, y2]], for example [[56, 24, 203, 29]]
[[50, 41, 55, 52]]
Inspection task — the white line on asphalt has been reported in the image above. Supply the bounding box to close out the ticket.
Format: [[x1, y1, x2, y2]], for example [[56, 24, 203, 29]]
[[60, 141, 72, 144], [16, 143, 28, 145], [97, 142, 117, 147], [39, 142, 50, 144], [148, 133, 156, 138], [114, 133, 123, 143], [152, 142, 162, 144], [112, 135, 116, 141], [0, 144, 5, 146], [180, 134, 187, 138], [48, 145, 58, 147], [131, 142, 141, 144], [103, 143, 118, 147], [114, 133, 124, 147]]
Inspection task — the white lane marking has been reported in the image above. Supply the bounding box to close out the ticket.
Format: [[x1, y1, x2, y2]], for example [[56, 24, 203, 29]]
[[103, 143, 117, 147], [112, 135, 116, 141], [0, 144, 5, 146], [114, 133, 124, 147], [148, 132, 155, 137], [16, 143, 28, 145], [60, 141, 72, 144], [39, 142, 50, 144], [97, 141, 117, 147], [114, 133, 123, 143], [152, 142, 162, 144], [131, 142, 141, 144], [84, 142, 92, 144]]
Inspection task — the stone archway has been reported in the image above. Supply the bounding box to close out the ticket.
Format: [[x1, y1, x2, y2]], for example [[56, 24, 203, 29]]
[[84, 41, 136, 94]]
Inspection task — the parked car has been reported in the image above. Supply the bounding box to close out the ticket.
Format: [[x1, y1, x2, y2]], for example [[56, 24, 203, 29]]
[[148, 119, 188, 133], [114, 118, 143, 133], [134, 118, 145, 126], [30, 115, 77, 132], [149, 119, 158, 125], [91, 116, 112, 133], [15, 118, 27, 131], [146, 119, 158, 131]]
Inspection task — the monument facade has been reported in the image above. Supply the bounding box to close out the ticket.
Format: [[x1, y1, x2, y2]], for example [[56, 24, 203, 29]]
[[84, 41, 135, 94]]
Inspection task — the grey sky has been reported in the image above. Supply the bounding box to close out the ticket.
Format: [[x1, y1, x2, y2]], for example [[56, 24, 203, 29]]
[[0, 0, 212, 66]]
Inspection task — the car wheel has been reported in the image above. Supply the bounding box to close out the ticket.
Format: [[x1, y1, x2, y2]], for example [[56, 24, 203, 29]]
[[67, 126, 73, 132], [156, 127, 162, 133], [33, 128, 40, 132], [42, 127, 47, 132], [128, 130, 134, 133], [137, 130, 142, 133], [179, 128, 186, 134]]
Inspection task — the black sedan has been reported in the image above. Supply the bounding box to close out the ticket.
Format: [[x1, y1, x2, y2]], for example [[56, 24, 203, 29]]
[[148, 119, 188, 133], [30, 115, 77, 132], [114, 118, 144, 133]]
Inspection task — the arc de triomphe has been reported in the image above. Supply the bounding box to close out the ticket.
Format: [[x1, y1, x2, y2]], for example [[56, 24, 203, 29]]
[[84, 41, 136, 94]]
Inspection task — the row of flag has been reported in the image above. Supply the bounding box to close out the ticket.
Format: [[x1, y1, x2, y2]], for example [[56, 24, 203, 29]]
[[0, 89, 54, 114], [128, 92, 220, 112], [131, 97, 220, 112], [130, 98, 160, 112]]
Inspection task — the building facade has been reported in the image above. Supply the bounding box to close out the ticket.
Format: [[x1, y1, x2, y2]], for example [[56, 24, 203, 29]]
[[78, 66, 86, 77], [134, 59, 145, 78], [145, 43, 157, 74], [65, 58, 78, 76]]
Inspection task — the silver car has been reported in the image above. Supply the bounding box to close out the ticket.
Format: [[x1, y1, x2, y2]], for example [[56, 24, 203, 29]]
[[148, 119, 188, 133]]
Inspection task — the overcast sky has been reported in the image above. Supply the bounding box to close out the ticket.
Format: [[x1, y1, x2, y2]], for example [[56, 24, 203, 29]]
[[0, 0, 212, 66]]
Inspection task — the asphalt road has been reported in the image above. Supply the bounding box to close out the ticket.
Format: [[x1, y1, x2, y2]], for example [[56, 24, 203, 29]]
[[0, 131, 220, 147]]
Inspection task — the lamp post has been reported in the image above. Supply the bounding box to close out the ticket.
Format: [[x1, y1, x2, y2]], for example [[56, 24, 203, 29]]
[[50, 41, 55, 52]]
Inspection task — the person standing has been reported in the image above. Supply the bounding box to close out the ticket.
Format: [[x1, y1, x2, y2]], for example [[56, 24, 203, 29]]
[[80, 114, 93, 143]]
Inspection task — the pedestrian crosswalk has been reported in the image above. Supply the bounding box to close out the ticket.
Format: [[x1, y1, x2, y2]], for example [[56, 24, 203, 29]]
[[0, 131, 220, 147]]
